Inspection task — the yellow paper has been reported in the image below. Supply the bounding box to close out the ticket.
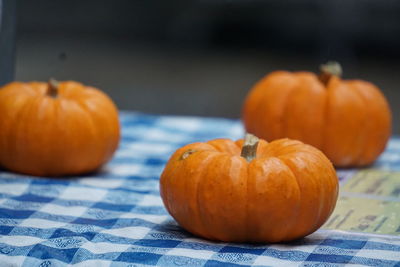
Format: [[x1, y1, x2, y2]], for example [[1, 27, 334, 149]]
[[323, 170, 400, 235]]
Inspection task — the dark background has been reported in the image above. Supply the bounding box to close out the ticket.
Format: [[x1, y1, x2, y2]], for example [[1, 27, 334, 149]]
[[7, 0, 400, 133]]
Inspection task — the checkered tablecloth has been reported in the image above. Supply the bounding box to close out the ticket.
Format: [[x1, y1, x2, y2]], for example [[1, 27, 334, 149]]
[[0, 112, 399, 266]]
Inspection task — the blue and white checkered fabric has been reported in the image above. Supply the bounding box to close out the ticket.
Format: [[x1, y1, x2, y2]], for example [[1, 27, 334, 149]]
[[0, 112, 399, 266]]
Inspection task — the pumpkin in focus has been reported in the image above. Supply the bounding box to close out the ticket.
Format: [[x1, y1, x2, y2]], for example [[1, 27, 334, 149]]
[[242, 62, 392, 167], [160, 134, 338, 243], [0, 80, 120, 176]]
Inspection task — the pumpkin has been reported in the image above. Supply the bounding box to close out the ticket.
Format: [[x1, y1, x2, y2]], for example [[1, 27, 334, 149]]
[[160, 134, 338, 243], [242, 62, 392, 167], [0, 79, 120, 176]]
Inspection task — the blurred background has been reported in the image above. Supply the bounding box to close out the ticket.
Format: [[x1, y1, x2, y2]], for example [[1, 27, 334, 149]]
[[1, 0, 400, 133]]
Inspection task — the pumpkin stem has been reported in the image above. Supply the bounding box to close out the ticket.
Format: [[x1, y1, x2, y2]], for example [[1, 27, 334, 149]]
[[241, 133, 259, 162], [47, 78, 59, 97], [319, 61, 342, 86]]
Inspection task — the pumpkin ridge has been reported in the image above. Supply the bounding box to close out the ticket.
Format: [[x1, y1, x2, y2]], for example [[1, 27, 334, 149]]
[[228, 155, 249, 242], [316, 152, 338, 228], [75, 94, 120, 161], [178, 150, 220, 239], [272, 156, 303, 241], [72, 100, 105, 171], [323, 79, 369, 166], [244, 156, 251, 241], [320, 77, 335, 155], [206, 138, 240, 155], [6, 96, 42, 174], [11, 97, 38, 162], [253, 72, 297, 139], [319, 83, 329, 154], [160, 149, 183, 218], [310, 151, 338, 230], [290, 73, 326, 148], [22, 82, 40, 96], [246, 156, 302, 242], [195, 153, 231, 240], [275, 75, 300, 139], [280, 81, 301, 141], [277, 153, 326, 240], [251, 86, 271, 138], [304, 156, 326, 234], [76, 94, 120, 162], [348, 81, 391, 166], [276, 141, 337, 232], [346, 82, 370, 165]]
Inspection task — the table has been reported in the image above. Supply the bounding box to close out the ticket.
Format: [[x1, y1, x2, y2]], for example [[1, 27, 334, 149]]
[[0, 112, 399, 266]]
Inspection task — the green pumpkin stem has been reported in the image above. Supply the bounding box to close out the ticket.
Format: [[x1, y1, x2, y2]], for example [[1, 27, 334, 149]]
[[47, 78, 59, 97], [319, 61, 342, 86], [241, 133, 259, 162]]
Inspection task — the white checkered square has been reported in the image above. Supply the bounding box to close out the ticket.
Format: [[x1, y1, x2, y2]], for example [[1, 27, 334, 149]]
[[0, 183, 28, 196], [166, 248, 214, 260], [59, 186, 107, 202], [101, 226, 151, 239], [79, 178, 124, 189], [19, 218, 66, 229], [40, 203, 88, 217], [138, 195, 164, 207]]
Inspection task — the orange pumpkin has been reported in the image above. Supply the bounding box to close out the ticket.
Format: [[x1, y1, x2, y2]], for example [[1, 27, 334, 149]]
[[160, 134, 338, 243], [0, 79, 120, 176], [242, 62, 392, 167]]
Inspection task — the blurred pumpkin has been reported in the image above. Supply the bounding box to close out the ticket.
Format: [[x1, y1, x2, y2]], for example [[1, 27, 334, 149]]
[[160, 134, 338, 243], [242, 62, 392, 167], [0, 79, 120, 176]]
